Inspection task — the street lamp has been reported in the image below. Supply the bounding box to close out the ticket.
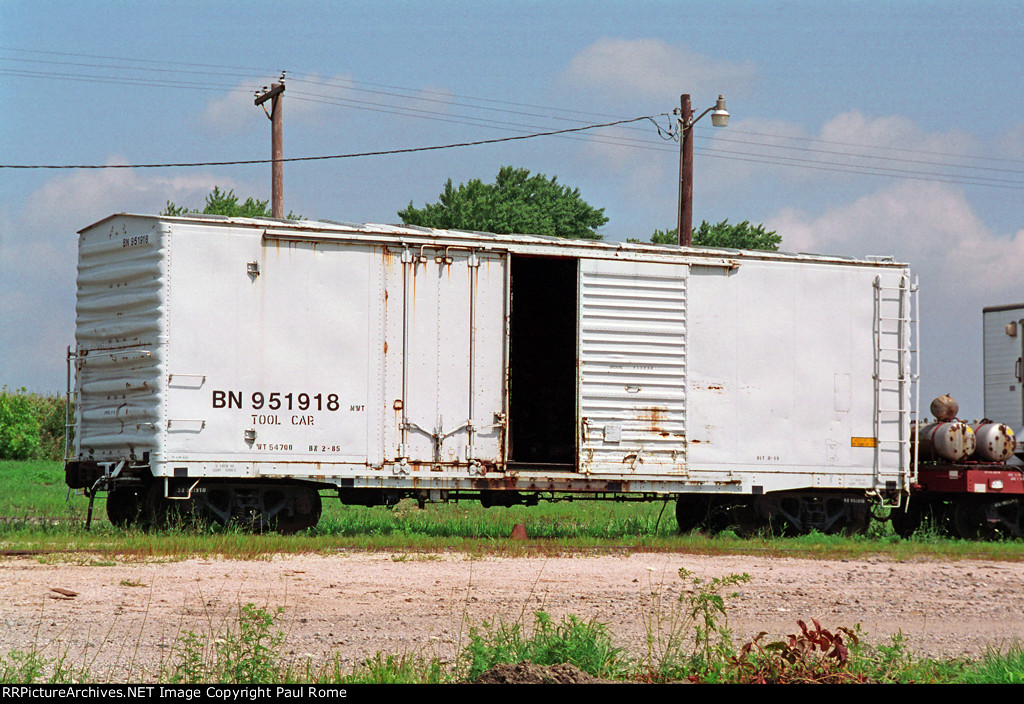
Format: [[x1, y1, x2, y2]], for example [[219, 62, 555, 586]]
[[677, 94, 729, 246]]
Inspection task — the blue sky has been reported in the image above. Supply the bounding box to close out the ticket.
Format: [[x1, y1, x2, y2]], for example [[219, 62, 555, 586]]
[[1, 0, 1022, 419]]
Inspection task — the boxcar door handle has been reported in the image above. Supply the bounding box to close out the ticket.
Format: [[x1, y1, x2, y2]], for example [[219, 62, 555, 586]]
[[1016, 357, 1022, 382]]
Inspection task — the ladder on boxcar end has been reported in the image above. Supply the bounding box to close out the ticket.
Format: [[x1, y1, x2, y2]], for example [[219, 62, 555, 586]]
[[64, 346, 78, 463], [872, 273, 920, 506]]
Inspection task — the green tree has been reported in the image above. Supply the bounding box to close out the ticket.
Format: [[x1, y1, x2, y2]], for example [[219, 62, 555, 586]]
[[637, 220, 781, 251], [398, 166, 608, 240], [162, 187, 300, 219]]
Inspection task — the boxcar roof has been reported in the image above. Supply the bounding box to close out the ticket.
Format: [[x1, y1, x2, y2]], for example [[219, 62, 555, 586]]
[[80, 212, 909, 269]]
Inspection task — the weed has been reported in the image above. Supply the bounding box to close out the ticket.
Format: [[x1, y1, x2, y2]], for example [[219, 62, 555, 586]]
[[162, 603, 288, 684], [461, 610, 628, 681], [842, 627, 966, 683], [731, 618, 867, 683], [0, 650, 48, 683], [119, 579, 146, 587], [0, 647, 89, 684], [639, 568, 750, 681]]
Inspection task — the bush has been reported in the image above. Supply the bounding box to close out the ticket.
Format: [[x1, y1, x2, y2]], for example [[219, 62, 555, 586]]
[[0, 388, 71, 461], [0, 388, 40, 460]]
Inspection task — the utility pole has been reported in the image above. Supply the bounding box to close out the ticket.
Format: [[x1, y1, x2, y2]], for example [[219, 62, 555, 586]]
[[255, 76, 285, 219], [677, 94, 693, 247], [675, 93, 729, 247]]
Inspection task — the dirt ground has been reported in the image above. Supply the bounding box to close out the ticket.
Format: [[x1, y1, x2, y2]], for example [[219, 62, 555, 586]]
[[1, 550, 1022, 681]]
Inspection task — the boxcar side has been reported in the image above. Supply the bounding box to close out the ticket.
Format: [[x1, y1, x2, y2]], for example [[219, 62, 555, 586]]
[[66, 213, 916, 534]]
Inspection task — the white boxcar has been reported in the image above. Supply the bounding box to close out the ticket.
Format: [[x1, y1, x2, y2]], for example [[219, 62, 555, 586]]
[[66, 213, 916, 533], [983, 303, 1024, 435]]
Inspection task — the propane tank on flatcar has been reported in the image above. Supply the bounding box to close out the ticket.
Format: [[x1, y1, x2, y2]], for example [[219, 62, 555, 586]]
[[915, 420, 976, 462], [930, 394, 959, 422], [970, 421, 1017, 462]]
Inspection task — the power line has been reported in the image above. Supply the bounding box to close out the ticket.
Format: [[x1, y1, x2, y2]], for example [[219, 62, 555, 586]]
[[708, 134, 1024, 175], [0, 46, 276, 74], [696, 148, 1024, 190], [0, 68, 246, 92], [3, 46, 1022, 184], [285, 93, 1024, 188], [0, 114, 666, 169], [725, 126, 1024, 166], [0, 55, 264, 81], [7, 45, 1019, 169]]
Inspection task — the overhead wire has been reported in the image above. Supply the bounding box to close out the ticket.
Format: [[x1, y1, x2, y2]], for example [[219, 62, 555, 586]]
[[283, 91, 1024, 189], [1, 45, 1021, 186], [0, 68, 247, 92], [724, 126, 1024, 166], [0, 114, 669, 169]]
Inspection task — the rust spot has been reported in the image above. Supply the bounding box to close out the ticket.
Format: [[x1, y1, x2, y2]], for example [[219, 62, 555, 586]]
[[707, 385, 723, 390], [637, 406, 667, 434], [383, 341, 388, 354]]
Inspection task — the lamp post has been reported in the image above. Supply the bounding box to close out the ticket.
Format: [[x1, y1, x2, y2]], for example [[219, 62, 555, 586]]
[[677, 94, 729, 246]]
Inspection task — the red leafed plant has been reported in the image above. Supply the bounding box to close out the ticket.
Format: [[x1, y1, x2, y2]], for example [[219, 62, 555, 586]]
[[730, 619, 869, 684]]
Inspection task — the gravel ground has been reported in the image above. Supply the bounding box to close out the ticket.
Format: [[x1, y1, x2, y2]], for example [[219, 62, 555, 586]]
[[1, 550, 1022, 681]]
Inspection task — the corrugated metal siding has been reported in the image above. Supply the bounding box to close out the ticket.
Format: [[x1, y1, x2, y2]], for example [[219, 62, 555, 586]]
[[74, 220, 165, 460], [983, 306, 1024, 428], [578, 260, 687, 473]]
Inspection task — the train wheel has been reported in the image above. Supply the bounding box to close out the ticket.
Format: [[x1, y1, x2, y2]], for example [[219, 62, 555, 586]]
[[189, 483, 323, 533], [953, 501, 996, 541], [674, 495, 706, 533], [890, 502, 923, 538], [144, 483, 171, 529], [703, 498, 763, 536], [271, 486, 322, 534], [106, 487, 144, 528], [752, 493, 868, 536], [839, 504, 870, 537], [955, 498, 1024, 540], [987, 499, 1024, 538]]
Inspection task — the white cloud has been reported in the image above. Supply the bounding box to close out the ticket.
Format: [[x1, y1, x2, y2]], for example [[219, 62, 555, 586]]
[[764, 180, 1024, 297], [818, 111, 981, 160], [697, 110, 989, 191], [561, 38, 755, 102]]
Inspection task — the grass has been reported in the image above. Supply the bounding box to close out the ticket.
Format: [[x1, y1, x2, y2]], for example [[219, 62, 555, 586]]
[[957, 644, 1024, 683], [461, 609, 631, 681], [3, 460, 1024, 563], [0, 460, 85, 521]]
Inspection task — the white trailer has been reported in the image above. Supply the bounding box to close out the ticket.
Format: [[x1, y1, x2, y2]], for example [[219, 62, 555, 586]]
[[66, 213, 917, 533], [983, 303, 1024, 438]]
